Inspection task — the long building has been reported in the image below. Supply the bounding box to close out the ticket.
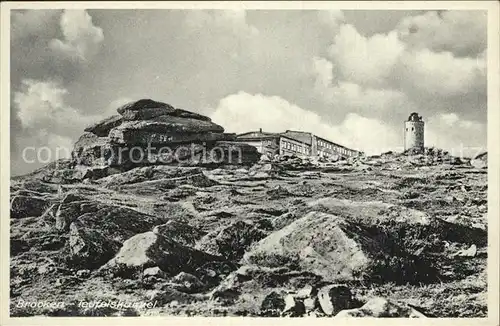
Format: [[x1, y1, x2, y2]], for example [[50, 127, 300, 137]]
[[235, 128, 363, 159]]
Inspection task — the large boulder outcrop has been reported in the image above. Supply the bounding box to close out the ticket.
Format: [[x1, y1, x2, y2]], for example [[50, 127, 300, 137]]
[[117, 99, 175, 120], [70, 99, 259, 177], [100, 231, 222, 278], [108, 116, 225, 144], [62, 204, 169, 269], [243, 211, 380, 281], [117, 99, 213, 122], [84, 115, 123, 137], [71, 132, 119, 167]]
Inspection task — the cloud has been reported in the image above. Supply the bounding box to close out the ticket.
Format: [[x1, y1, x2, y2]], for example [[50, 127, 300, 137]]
[[324, 19, 486, 99], [12, 79, 84, 173], [106, 97, 134, 114], [210, 91, 401, 154], [11, 9, 61, 41], [49, 10, 104, 62], [311, 57, 413, 121], [9, 10, 488, 175], [328, 24, 405, 86], [396, 48, 486, 97], [425, 113, 486, 156], [14, 79, 94, 133], [317, 10, 345, 28], [397, 10, 487, 57], [11, 9, 105, 86], [318, 18, 486, 126], [339, 113, 401, 154], [184, 9, 259, 37], [12, 79, 132, 174]]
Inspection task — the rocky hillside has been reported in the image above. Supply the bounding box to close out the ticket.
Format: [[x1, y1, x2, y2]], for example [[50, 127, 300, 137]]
[[10, 101, 488, 318]]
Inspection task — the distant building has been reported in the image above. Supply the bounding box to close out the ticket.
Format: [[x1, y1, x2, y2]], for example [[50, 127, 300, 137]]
[[235, 128, 362, 159], [404, 112, 425, 151]]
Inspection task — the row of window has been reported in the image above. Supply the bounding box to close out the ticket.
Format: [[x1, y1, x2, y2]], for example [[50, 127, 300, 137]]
[[338, 148, 350, 155], [318, 140, 338, 150], [318, 140, 351, 156], [277, 139, 354, 157], [281, 140, 310, 154]]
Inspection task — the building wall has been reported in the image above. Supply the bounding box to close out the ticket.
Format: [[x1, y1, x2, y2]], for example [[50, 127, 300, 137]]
[[315, 137, 358, 158], [404, 121, 424, 150], [235, 132, 360, 159], [279, 137, 311, 156]]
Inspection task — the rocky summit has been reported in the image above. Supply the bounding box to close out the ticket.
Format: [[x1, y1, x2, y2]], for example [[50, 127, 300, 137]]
[[70, 99, 260, 180], [9, 101, 488, 318], [10, 142, 488, 318]]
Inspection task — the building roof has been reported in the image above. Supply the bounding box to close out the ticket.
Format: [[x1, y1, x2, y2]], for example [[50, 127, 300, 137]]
[[407, 112, 423, 122], [279, 130, 313, 145], [236, 131, 279, 140]]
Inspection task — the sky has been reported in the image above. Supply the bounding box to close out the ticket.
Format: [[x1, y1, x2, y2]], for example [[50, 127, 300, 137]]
[[10, 9, 488, 176]]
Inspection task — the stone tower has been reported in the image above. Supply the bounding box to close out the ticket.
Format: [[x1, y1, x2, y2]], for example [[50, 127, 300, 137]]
[[404, 112, 424, 151]]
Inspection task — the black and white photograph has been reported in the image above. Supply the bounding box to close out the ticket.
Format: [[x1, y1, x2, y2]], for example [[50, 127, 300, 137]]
[[1, 1, 499, 322]]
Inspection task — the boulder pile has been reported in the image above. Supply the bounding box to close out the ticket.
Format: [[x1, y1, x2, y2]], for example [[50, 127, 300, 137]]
[[72, 99, 260, 176]]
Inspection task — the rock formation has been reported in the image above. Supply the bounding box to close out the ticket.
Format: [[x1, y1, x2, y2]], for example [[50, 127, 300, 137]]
[[72, 99, 260, 178], [9, 106, 488, 318]]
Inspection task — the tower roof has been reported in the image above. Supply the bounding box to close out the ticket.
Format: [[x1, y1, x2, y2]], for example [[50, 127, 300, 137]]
[[407, 112, 423, 122]]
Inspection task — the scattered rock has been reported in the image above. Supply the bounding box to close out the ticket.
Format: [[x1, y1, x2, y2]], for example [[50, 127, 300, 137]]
[[303, 297, 318, 312], [172, 272, 205, 293], [452, 244, 477, 258], [195, 220, 267, 260], [335, 297, 427, 318], [261, 291, 286, 316], [295, 284, 317, 299], [266, 185, 292, 200], [260, 154, 271, 162], [282, 294, 305, 317], [76, 269, 91, 278], [64, 205, 168, 269], [10, 194, 51, 219], [470, 152, 487, 169], [317, 284, 353, 316], [153, 220, 207, 246], [143, 266, 166, 278], [67, 221, 120, 270]]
